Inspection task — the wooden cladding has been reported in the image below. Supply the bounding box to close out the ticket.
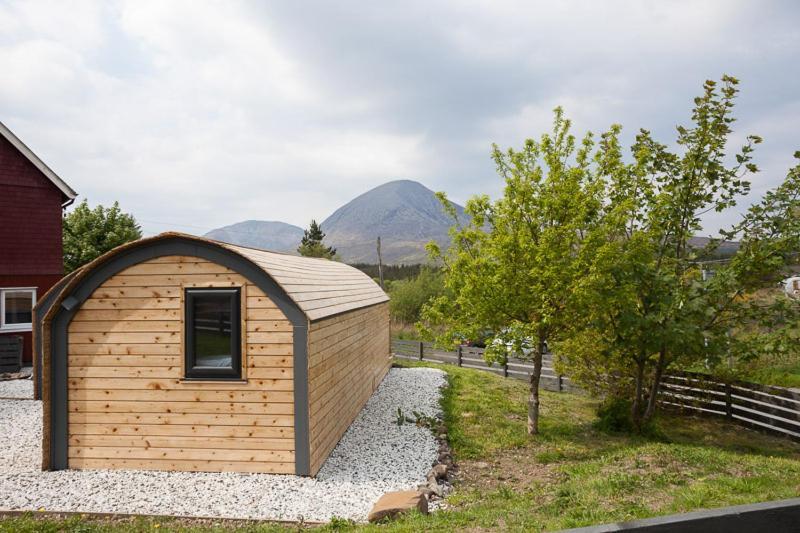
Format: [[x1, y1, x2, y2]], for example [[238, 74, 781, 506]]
[[306, 302, 391, 475], [47, 236, 393, 476], [66, 255, 295, 474]]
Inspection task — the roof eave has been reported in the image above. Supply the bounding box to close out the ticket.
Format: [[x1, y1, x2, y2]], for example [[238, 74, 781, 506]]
[[0, 120, 78, 201]]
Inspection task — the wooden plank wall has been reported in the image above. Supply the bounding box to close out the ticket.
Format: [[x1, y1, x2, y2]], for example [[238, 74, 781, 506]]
[[307, 302, 391, 475], [66, 255, 296, 473]]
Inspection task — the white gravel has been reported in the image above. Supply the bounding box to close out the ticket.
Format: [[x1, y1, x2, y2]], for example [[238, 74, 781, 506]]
[[0, 367, 446, 522], [0, 376, 33, 400]]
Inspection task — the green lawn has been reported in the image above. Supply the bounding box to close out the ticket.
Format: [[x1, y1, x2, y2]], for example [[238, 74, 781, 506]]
[[4, 361, 800, 532]]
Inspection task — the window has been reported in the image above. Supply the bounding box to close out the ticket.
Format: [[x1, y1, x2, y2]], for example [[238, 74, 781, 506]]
[[0, 288, 36, 332], [184, 288, 242, 380]]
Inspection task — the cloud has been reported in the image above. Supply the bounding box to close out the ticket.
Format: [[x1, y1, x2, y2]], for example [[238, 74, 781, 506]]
[[0, 0, 798, 237]]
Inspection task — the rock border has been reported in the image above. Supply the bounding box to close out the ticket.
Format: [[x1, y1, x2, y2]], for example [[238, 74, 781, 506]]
[[404, 373, 455, 503], [417, 419, 455, 501]]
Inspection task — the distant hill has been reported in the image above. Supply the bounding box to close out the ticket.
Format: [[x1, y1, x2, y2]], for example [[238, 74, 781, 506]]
[[688, 236, 740, 259], [204, 220, 304, 252], [321, 180, 466, 264], [205, 180, 464, 264]]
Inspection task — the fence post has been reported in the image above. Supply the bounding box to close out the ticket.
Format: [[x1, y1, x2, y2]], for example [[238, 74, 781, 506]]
[[558, 374, 563, 392], [725, 383, 732, 420], [457, 345, 463, 367], [418, 341, 424, 361]]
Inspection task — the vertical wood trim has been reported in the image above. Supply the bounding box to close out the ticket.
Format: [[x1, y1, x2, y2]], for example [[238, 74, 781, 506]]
[[51, 312, 69, 469], [240, 284, 248, 380], [293, 322, 310, 475], [179, 285, 186, 378]]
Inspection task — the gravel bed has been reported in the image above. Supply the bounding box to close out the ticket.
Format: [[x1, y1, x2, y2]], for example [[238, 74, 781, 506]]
[[0, 367, 446, 522], [0, 378, 33, 399]]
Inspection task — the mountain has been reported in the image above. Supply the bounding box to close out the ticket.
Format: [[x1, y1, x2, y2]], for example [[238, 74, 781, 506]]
[[202, 182, 741, 266], [204, 220, 304, 252], [321, 180, 466, 264], [688, 236, 740, 258]]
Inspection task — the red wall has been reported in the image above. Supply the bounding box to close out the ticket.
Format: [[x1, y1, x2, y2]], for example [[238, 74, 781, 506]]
[[0, 134, 67, 363]]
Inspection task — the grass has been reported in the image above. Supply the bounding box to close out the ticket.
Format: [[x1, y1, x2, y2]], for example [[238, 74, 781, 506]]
[[5, 361, 800, 532], [390, 321, 418, 340], [744, 360, 800, 389]]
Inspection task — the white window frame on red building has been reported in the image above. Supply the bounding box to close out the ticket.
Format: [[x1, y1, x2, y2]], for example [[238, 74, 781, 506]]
[[0, 287, 37, 332]]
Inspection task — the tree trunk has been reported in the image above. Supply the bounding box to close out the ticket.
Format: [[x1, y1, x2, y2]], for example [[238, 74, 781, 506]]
[[631, 357, 646, 432], [643, 347, 666, 423], [527, 339, 545, 435]]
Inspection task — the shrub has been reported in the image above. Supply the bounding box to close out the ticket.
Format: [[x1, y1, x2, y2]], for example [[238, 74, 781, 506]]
[[389, 268, 443, 324]]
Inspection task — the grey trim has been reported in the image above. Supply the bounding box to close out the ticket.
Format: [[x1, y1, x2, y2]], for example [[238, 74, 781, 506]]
[[51, 311, 70, 468], [560, 497, 800, 532], [47, 237, 310, 474], [292, 324, 310, 475], [33, 272, 78, 400]]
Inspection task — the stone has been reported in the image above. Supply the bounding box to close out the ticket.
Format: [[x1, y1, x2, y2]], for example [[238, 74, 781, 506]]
[[431, 463, 448, 479], [427, 482, 443, 498], [367, 491, 428, 523], [418, 486, 434, 499], [438, 452, 452, 464]]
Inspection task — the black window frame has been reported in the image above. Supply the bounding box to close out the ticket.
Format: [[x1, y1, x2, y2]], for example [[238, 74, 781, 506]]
[[184, 287, 242, 380]]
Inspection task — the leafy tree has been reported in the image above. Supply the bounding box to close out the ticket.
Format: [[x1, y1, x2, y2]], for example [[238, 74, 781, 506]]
[[297, 219, 336, 259], [420, 109, 605, 434], [63, 200, 142, 272], [558, 76, 800, 430], [389, 268, 443, 324]]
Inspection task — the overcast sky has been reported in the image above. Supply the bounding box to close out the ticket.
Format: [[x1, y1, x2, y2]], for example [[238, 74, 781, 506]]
[[2, 1, 798, 237]]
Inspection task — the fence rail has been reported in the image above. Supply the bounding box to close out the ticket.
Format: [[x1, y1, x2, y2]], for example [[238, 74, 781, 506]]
[[392, 339, 800, 442], [0, 336, 22, 374], [658, 370, 800, 441], [392, 339, 576, 392]]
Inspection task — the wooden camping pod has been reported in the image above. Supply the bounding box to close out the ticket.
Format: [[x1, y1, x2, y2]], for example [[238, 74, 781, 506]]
[[36, 232, 391, 476]]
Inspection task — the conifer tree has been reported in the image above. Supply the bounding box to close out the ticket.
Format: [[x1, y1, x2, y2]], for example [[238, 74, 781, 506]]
[[297, 219, 336, 259]]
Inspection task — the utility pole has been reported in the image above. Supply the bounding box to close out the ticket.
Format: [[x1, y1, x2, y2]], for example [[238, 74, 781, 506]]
[[377, 236, 385, 290]]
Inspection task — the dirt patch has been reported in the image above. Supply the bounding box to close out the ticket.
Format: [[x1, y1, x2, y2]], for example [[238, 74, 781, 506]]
[[456, 447, 560, 494]]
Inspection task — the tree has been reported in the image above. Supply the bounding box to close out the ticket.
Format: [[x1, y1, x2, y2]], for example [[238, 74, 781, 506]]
[[63, 200, 142, 272], [558, 76, 800, 430], [420, 109, 605, 434], [389, 268, 443, 324], [297, 219, 336, 259]]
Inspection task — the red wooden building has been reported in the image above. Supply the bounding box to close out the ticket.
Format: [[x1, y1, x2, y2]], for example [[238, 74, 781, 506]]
[[0, 121, 77, 364]]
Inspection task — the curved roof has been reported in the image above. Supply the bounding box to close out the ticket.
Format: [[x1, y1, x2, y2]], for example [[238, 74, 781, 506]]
[[39, 232, 388, 322], [218, 238, 389, 320]]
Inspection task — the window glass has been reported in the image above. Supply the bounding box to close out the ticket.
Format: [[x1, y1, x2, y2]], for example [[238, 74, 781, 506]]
[[192, 292, 234, 369], [185, 288, 241, 380], [5, 291, 33, 325]]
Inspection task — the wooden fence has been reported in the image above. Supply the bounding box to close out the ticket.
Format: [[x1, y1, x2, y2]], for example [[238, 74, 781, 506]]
[[0, 336, 22, 373], [659, 370, 800, 441], [392, 339, 800, 442], [392, 339, 577, 392]]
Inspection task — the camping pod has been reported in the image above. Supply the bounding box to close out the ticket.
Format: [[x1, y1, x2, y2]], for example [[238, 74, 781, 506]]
[[35, 232, 391, 476]]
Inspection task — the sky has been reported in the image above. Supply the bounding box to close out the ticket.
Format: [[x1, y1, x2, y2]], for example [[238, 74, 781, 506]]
[[1, 0, 798, 238]]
